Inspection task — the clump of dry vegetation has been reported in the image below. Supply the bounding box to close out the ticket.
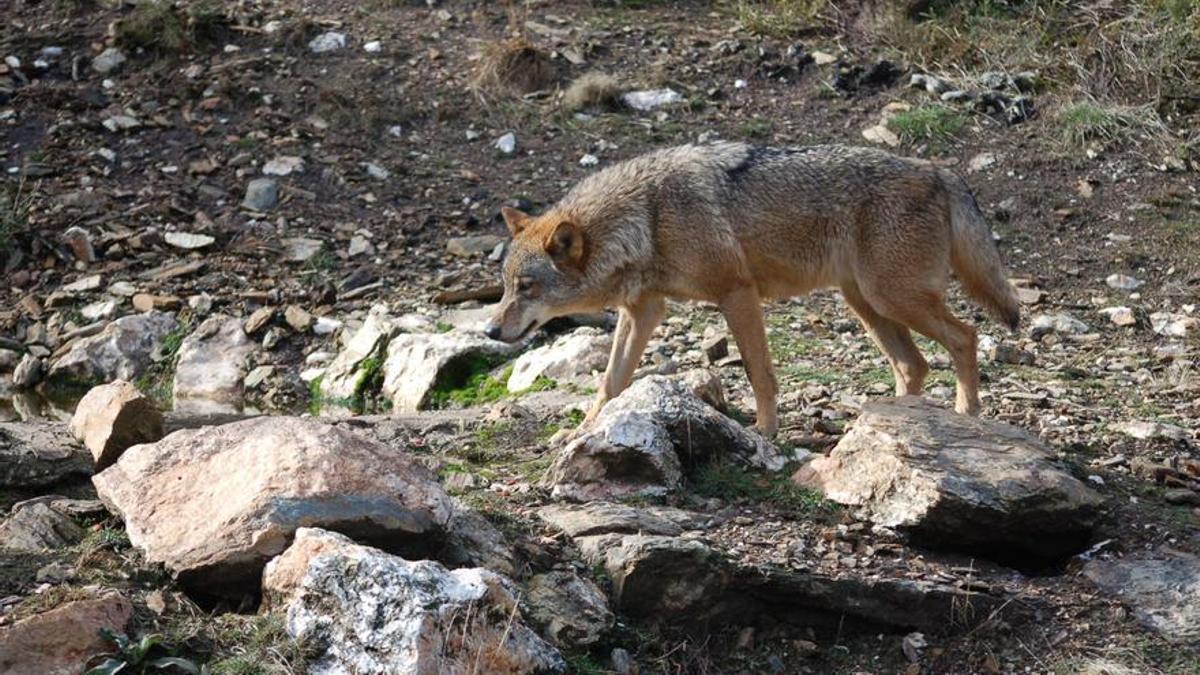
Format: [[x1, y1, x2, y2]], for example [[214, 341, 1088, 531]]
[[473, 37, 559, 95], [115, 1, 228, 55], [562, 71, 625, 112]]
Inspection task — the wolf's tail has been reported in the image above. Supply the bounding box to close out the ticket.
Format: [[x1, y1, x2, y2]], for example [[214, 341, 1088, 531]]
[[941, 170, 1021, 331]]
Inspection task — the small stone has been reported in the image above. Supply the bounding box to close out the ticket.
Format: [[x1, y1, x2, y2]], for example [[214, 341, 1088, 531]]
[[363, 40, 382, 53], [244, 306, 275, 334], [102, 115, 141, 132], [579, 154, 600, 167], [164, 232, 215, 250], [284, 305, 314, 332], [80, 299, 118, 321], [63, 274, 103, 294], [622, 88, 682, 111], [314, 316, 343, 335], [1100, 306, 1137, 327], [862, 124, 900, 147], [244, 365, 275, 390], [363, 162, 390, 180], [91, 47, 126, 74], [262, 155, 305, 176], [62, 226, 96, 263], [132, 293, 182, 312], [309, 32, 347, 53], [242, 178, 280, 211], [1113, 420, 1188, 441], [811, 50, 837, 65], [108, 281, 137, 297], [12, 353, 44, 389], [1106, 273, 1143, 291], [987, 343, 1034, 366], [188, 293, 214, 314], [447, 235, 505, 258], [968, 152, 997, 173], [1031, 313, 1088, 339], [494, 132, 517, 154], [282, 237, 323, 262], [348, 235, 374, 258]]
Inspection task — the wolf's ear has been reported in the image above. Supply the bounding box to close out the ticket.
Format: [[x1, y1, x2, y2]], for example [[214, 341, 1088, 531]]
[[500, 206, 531, 236], [544, 220, 587, 272]]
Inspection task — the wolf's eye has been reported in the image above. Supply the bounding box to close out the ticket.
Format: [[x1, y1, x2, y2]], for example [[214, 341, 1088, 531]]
[[517, 277, 540, 297]]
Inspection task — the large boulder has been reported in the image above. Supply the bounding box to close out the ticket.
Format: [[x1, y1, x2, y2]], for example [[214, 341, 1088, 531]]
[[319, 306, 399, 406], [793, 397, 1103, 564], [92, 417, 457, 593], [0, 423, 91, 488], [173, 314, 255, 414], [69, 380, 162, 470], [525, 571, 614, 646], [507, 328, 611, 392], [45, 311, 179, 390], [1083, 548, 1200, 643], [262, 528, 566, 674], [381, 332, 516, 412], [546, 375, 784, 500], [0, 501, 84, 551], [0, 593, 132, 675], [556, 509, 1002, 632]]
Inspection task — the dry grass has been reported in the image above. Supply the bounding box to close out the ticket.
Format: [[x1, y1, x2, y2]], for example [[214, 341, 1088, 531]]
[[878, 0, 1199, 112], [472, 37, 559, 96], [562, 72, 625, 112], [1054, 101, 1165, 150]]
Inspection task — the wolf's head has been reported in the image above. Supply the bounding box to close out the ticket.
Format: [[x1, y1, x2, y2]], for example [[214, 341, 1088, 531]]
[[483, 206, 596, 343]]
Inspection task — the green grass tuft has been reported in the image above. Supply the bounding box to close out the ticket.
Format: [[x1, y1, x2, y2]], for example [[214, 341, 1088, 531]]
[[692, 462, 838, 515], [1055, 102, 1161, 149], [886, 104, 967, 150]]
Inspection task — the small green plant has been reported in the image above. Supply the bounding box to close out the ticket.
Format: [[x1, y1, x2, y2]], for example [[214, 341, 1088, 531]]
[[435, 321, 454, 333], [133, 321, 191, 408], [426, 359, 552, 409], [692, 462, 838, 514], [886, 104, 967, 150], [0, 176, 36, 250], [85, 630, 200, 674], [738, 118, 775, 140], [1055, 102, 1161, 149]]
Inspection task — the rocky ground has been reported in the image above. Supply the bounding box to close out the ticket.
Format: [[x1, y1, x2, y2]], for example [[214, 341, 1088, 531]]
[[2, 0, 1199, 673]]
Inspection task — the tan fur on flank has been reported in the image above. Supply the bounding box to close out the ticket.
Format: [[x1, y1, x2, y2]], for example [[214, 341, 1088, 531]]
[[486, 142, 1020, 437]]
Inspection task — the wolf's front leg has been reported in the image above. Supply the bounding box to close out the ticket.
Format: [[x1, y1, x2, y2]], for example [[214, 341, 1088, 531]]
[[719, 285, 778, 437], [553, 296, 665, 445]]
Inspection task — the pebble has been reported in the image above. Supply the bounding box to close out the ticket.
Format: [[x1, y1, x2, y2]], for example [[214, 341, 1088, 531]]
[[1105, 274, 1143, 291], [309, 32, 347, 54], [262, 156, 305, 176], [494, 132, 517, 154], [91, 47, 126, 74], [242, 178, 279, 211], [622, 88, 682, 111], [164, 232, 215, 250]]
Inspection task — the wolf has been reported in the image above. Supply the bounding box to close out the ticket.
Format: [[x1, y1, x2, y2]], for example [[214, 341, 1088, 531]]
[[483, 142, 1020, 437]]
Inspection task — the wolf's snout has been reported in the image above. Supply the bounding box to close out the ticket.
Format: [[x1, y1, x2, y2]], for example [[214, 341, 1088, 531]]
[[483, 323, 502, 341]]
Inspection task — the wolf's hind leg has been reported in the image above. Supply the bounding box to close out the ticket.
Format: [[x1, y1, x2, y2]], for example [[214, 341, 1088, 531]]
[[840, 282, 929, 396], [867, 288, 980, 416], [719, 285, 778, 437]]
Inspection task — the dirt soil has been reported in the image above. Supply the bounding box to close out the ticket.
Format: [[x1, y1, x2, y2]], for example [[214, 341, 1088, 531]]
[[2, 0, 1199, 673]]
